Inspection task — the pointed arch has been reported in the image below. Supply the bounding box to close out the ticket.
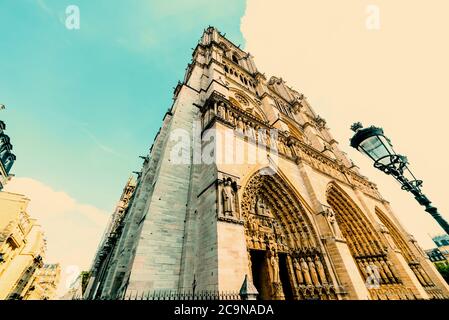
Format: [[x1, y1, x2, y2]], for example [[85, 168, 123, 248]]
[[228, 88, 267, 122], [375, 207, 416, 263], [326, 182, 415, 300], [242, 170, 320, 250], [241, 168, 336, 300], [375, 207, 444, 298]]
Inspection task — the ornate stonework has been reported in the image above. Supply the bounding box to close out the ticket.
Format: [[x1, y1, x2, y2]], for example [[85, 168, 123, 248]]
[[240, 171, 337, 300], [86, 27, 449, 301]]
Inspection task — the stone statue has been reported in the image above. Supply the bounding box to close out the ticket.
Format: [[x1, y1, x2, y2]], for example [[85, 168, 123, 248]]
[[314, 256, 328, 285], [222, 180, 235, 217], [293, 258, 304, 285], [246, 123, 255, 140], [307, 256, 320, 286], [265, 129, 271, 147], [249, 216, 258, 232], [228, 111, 235, 124], [256, 197, 270, 216], [237, 117, 244, 133], [284, 140, 292, 157], [218, 101, 226, 119], [269, 253, 280, 284], [300, 258, 312, 285], [326, 209, 341, 238]]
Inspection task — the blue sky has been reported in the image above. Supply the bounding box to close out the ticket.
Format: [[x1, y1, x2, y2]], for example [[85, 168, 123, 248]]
[[0, 0, 246, 212]]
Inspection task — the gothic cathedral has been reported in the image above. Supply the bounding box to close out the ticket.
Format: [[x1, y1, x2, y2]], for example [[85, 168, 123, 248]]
[[85, 27, 449, 300]]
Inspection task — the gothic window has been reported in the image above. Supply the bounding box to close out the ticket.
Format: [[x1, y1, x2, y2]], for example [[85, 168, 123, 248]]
[[224, 65, 229, 73]]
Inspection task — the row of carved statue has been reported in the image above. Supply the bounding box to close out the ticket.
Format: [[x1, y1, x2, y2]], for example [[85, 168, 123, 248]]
[[202, 97, 380, 200], [356, 256, 401, 285], [259, 246, 336, 300], [376, 208, 443, 296], [292, 255, 329, 287]]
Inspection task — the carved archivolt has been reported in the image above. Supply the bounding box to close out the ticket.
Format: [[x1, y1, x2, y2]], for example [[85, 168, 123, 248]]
[[326, 183, 416, 300], [241, 170, 337, 300], [375, 208, 446, 299]]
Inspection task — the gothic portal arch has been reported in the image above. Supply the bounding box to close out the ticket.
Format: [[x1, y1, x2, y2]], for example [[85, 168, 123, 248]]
[[374, 207, 445, 299], [241, 169, 337, 300], [325, 183, 416, 300]]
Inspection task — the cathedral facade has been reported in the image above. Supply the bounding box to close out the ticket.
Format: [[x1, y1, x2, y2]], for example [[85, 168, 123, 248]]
[[85, 27, 449, 300]]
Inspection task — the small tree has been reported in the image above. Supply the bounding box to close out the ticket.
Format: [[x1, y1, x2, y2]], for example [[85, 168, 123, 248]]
[[435, 264, 449, 284], [80, 271, 91, 293]]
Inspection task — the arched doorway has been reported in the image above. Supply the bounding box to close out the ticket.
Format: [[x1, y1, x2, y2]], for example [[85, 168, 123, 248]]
[[375, 207, 446, 299], [326, 183, 416, 300], [241, 170, 336, 300]]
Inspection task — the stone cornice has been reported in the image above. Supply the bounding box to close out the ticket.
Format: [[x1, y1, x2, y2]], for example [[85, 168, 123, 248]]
[[200, 92, 381, 201]]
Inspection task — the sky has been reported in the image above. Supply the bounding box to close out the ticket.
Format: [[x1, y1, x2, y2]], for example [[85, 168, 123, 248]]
[[0, 0, 246, 296], [242, 0, 449, 248], [1, 0, 449, 297]]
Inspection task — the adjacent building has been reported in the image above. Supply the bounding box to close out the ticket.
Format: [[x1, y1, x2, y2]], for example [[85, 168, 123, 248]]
[[0, 114, 60, 300], [432, 235, 449, 261], [0, 192, 46, 299], [86, 27, 449, 300], [426, 248, 449, 268], [24, 263, 61, 300]]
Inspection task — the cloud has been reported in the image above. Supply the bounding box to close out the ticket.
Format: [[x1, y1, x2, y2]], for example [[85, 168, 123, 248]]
[[80, 126, 128, 160], [4, 177, 110, 297]]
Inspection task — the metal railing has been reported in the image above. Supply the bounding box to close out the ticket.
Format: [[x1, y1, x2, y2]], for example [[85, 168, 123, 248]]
[[74, 290, 242, 301]]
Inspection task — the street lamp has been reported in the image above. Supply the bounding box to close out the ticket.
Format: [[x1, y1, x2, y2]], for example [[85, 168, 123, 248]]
[[349, 122, 449, 235]]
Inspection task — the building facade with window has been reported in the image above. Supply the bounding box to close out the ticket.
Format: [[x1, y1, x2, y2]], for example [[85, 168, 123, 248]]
[[87, 27, 449, 300], [0, 192, 47, 300], [432, 235, 449, 261], [24, 263, 61, 300]]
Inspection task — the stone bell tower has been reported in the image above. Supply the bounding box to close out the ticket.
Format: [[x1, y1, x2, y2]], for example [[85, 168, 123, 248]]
[[90, 27, 449, 300]]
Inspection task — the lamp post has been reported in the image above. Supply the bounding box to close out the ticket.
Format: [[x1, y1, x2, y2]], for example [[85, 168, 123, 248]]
[[349, 122, 449, 236]]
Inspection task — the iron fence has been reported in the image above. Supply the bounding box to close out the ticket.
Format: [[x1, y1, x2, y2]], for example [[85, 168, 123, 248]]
[[73, 290, 242, 301]]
